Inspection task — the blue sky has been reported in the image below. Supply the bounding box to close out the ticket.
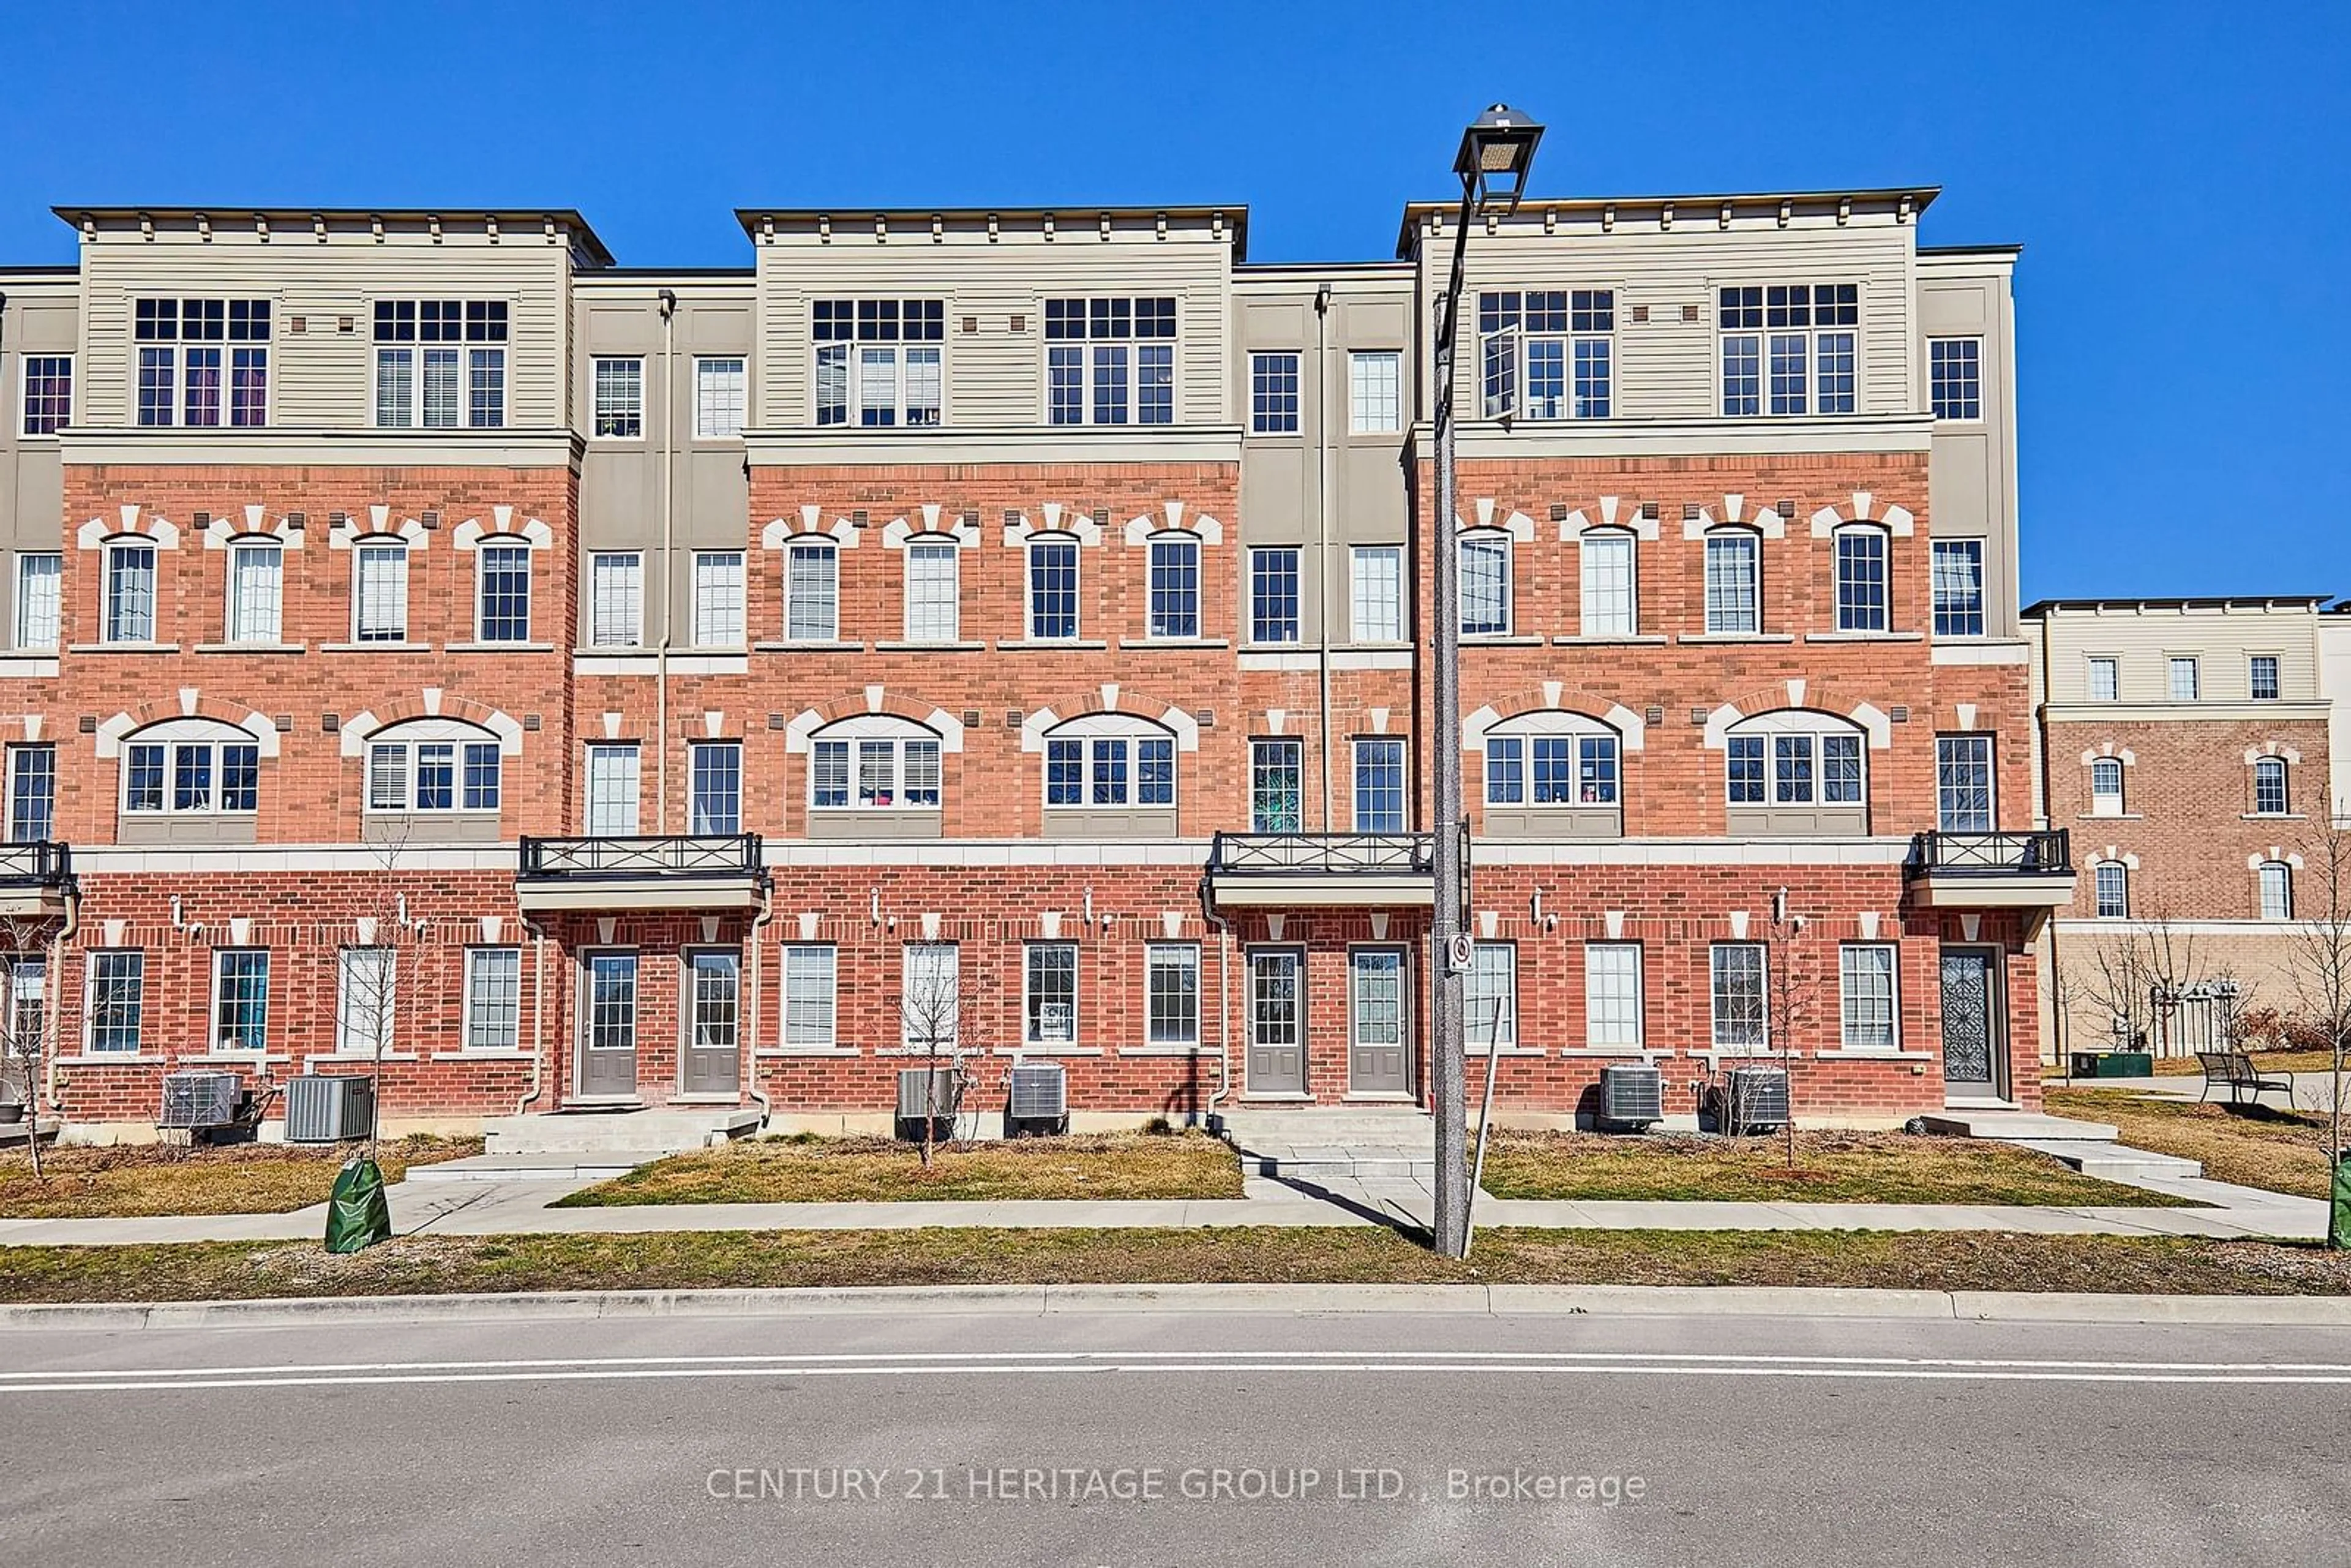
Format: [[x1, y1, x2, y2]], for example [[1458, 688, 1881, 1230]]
[[4, 0, 2344, 601]]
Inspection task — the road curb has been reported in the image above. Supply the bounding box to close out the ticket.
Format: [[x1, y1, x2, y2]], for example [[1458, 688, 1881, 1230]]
[[3, 1281, 2350, 1330]]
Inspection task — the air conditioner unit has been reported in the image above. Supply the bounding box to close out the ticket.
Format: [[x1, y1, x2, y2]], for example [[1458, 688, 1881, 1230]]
[[1597, 1063, 1662, 1131], [285, 1074, 375, 1144], [159, 1071, 241, 1130], [1718, 1066, 1790, 1135], [895, 1067, 961, 1142], [1005, 1063, 1068, 1138]]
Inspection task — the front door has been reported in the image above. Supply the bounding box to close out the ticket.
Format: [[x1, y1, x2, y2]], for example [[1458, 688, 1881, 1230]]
[[1940, 947, 2004, 1100], [1349, 948, 1410, 1095], [680, 949, 740, 1097], [577, 951, 639, 1100], [1246, 949, 1305, 1095]]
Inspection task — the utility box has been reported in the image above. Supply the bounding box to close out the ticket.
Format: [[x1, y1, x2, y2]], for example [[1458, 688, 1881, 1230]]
[[1005, 1063, 1069, 1137], [158, 1071, 241, 1131], [895, 1067, 961, 1143], [1597, 1063, 1663, 1131], [285, 1074, 375, 1143]]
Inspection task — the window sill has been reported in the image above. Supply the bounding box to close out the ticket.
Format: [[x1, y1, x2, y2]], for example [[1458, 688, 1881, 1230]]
[[991, 1045, 1105, 1057], [320, 641, 432, 653], [195, 641, 308, 655], [997, 639, 1109, 651], [2078, 812, 2141, 821], [448, 642, 558, 653], [1677, 633, 1796, 645], [1239, 642, 1308, 655], [2242, 813, 2306, 822], [753, 640, 866, 653], [1805, 631, 1925, 643], [1117, 1045, 1215, 1057], [1551, 634, 1669, 647], [1687, 1046, 1802, 1065], [1813, 1049, 1935, 1061], [429, 1049, 534, 1062], [1460, 634, 1545, 648], [68, 642, 182, 654], [755, 1046, 862, 1058], [54, 1054, 167, 1066], [1117, 637, 1232, 650], [872, 640, 987, 653]]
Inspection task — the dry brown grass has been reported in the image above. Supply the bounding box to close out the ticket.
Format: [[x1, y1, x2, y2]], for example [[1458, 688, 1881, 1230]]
[[1479, 1128, 2184, 1206], [2147, 1050, 2339, 1077], [555, 1131, 1243, 1207], [0, 1136, 484, 1220], [2048, 1089, 2339, 1199], [0, 1226, 2345, 1303]]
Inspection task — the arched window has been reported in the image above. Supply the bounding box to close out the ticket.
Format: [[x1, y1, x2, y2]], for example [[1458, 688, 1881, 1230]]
[[2094, 861, 2130, 920], [1724, 711, 1869, 833], [2257, 861, 2293, 921], [1703, 527, 1760, 634], [1026, 533, 1082, 642], [808, 716, 942, 814], [2090, 757, 2125, 815], [1483, 711, 1624, 838], [120, 718, 260, 818], [1832, 524, 1889, 632], [1043, 715, 1176, 813], [365, 718, 501, 817], [2253, 757, 2289, 816], [225, 536, 283, 644], [1458, 531, 1512, 636]]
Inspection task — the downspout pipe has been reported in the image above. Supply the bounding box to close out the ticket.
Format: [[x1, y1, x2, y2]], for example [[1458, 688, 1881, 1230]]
[[512, 913, 550, 1116], [743, 870, 775, 1128], [654, 287, 678, 835], [41, 880, 80, 1115], [1199, 880, 1233, 1127]]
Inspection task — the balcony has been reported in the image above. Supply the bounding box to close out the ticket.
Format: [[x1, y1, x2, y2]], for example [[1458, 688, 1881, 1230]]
[[1905, 830, 2075, 931], [0, 841, 73, 919], [516, 835, 767, 913], [1204, 831, 1442, 909]]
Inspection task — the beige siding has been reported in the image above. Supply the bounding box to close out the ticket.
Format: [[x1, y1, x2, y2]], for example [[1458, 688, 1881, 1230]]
[[2036, 607, 2324, 705]]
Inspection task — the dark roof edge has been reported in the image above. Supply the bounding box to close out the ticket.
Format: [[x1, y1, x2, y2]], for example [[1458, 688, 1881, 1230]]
[[2023, 596, 2333, 615], [53, 206, 616, 267]]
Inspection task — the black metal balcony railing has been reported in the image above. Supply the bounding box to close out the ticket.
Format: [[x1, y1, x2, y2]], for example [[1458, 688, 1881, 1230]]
[[0, 841, 72, 887], [1205, 831, 1436, 876], [518, 833, 764, 881], [1907, 829, 2072, 877]]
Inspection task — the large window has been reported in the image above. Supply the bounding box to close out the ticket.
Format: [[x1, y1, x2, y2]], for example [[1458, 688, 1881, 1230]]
[[1719, 283, 1857, 416], [122, 727, 260, 817], [1024, 942, 1078, 1045], [1146, 943, 1200, 1046], [1468, 942, 1517, 1051], [225, 540, 283, 644], [1709, 944, 1766, 1049], [1353, 738, 1406, 832], [135, 298, 269, 427], [1479, 290, 1611, 419], [1584, 943, 1643, 1049], [352, 541, 410, 643], [585, 743, 641, 835], [209, 949, 271, 1054], [1350, 545, 1403, 642], [692, 550, 745, 646], [810, 722, 942, 811], [1045, 296, 1176, 426], [904, 541, 961, 642], [86, 951, 145, 1054], [105, 541, 157, 643], [591, 356, 643, 438], [2254, 757, 2289, 816], [901, 942, 960, 1049], [1703, 531, 1759, 634], [1579, 530, 1637, 637], [1931, 540, 1984, 637], [335, 947, 396, 1058], [475, 542, 531, 643], [2094, 861, 2129, 919], [1147, 536, 1200, 639], [1935, 735, 1993, 831], [784, 540, 839, 640], [1349, 350, 1401, 432], [694, 356, 746, 438], [589, 552, 643, 647], [1834, 527, 1889, 632], [1839, 944, 1898, 1050], [373, 300, 506, 428], [7, 743, 55, 842], [1250, 351, 1300, 434], [1026, 538, 1080, 641], [2259, 862, 2293, 921], [20, 355, 71, 435], [366, 725, 501, 815], [1251, 738, 1302, 833], [689, 740, 742, 835], [1044, 726, 1176, 809], [1929, 337, 1981, 421], [1728, 723, 1866, 809], [463, 948, 522, 1052], [782, 945, 838, 1049], [1487, 730, 1618, 808], [814, 299, 943, 427], [1458, 534, 1511, 636], [1250, 547, 1300, 644], [13, 553, 59, 650]]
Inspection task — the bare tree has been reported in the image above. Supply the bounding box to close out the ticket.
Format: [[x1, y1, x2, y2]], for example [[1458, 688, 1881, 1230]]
[[339, 823, 419, 1161], [0, 910, 61, 1179], [1763, 893, 1820, 1169], [2286, 806, 2351, 1246], [2068, 901, 2218, 1058], [897, 942, 970, 1168]]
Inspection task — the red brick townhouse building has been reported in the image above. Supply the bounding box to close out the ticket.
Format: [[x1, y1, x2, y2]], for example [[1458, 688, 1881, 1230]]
[[0, 184, 2069, 1138]]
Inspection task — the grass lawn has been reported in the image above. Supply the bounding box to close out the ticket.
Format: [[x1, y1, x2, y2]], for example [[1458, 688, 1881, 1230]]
[[0, 1226, 2344, 1303], [2148, 1050, 2341, 1077], [1478, 1128, 2185, 1207], [554, 1131, 1244, 1207], [0, 1136, 484, 1220], [2049, 1089, 2341, 1200]]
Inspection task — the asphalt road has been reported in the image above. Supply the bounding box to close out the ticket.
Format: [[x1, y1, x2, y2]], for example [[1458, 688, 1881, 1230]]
[[4, 1305, 2347, 1566]]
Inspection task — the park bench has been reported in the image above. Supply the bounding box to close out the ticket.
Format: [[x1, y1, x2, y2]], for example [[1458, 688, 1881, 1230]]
[[2194, 1050, 2295, 1108]]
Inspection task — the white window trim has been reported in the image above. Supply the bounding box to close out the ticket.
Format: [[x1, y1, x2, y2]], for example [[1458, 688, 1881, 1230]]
[[1578, 528, 1638, 637], [781, 538, 841, 642], [583, 742, 643, 835], [1927, 335, 1985, 424], [1465, 942, 1518, 1052], [473, 538, 533, 644], [1023, 941, 1080, 1046], [1483, 717, 1623, 809], [1702, 528, 1761, 635], [808, 719, 944, 812], [118, 721, 263, 817], [1458, 531, 1514, 637], [206, 947, 271, 1056], [1709, 943, 1769, 1051], [900, 942, 961, 1050], [1143, 942, 1201, 1048], [334, 945, 397, 1059], [814, 332, 946, 428], [83, 950, 146, 1055], [691, 550, 748, 649], [588, 550, 645, 648], [1832, 523, 1891, 634], [590, 355, 646, 440], [1248, 545, 1302, 646], [1838, 943, 1900, 1052], [351, 539, 411, 644], [1477, 289, 1615, 421], [1348, 349, 1402, 434], [1024, 534, 1083, 642], [103, 539, 159, 643], [901, 537, 962, 642], [223, 537, 285, 645], [780, 943, 839, 1051], [2087, 655, 2121, 703], [1039, 298, 1179, 427], [369, 301, 509, 430], [362, 721, 504, 815], [1041, 719, 1177, 810], [1144, 533, 1202, 640], [18, 351, 73, 439], [1725, 716, 1870, 808], [692, 356, 748, 441], [1248, 350, 1302, 435], [1349, 544, 1405, 643], [460, 946, 523, 1054], [1583, 942, 1644, 1050], [13, 552, 61, 651]]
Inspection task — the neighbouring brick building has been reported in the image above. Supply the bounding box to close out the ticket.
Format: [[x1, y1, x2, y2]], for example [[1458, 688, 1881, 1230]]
[[0, 181, 2089, 1139]]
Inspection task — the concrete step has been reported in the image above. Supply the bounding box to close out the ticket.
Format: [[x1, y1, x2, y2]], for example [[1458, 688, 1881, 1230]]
[[406, 1152, 652, 1184], [1916, 1110, 2120, 1142], [1237, 1146, 1438, 1180], [482, 1108, 762, 1156], [1221, 1109, 1434, 1142], [2014, 1138, 2203, 1183]]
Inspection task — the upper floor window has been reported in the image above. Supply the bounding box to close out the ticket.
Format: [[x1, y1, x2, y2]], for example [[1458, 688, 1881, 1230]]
[[809, 718, 941, 812], [1727, 717, 1866, 809], [1044, 296, 1176, 426], [814, 299, 943, 427], [372, 301, 507, 429], [1044, 719, 1176, 809], [692, 550, 744, 647], [2253, 757, 2290, 816], [2249, 655, 2280, 701], [1147, 536, 1200, 639], [591, 356, 643, 438], [1250, 352, 1300, 434], [583, 743, 640, 835], [1720, 283, 1856, 416], [903, 540, 961, 642], [2168, 656, 2200, 701], [1351, 545, 1403, 642], [1578, 529, 1637, 637], [123, 724, 260, 816], [1932, 539, 1984, 637], [2094, 861, 2129, 919], [135, 298, 269, 427], [1485, 718, 1619, 808], [366, 721, 501, 815], [1929, 337, 1982, 421], [1703, 530, 1759, 634], [1479, 290, 1611, 419], [352, 540, 410, 643], [476, 542, 531, 643], [784, 540, 838, 641], [589, 552, 643, 647], [1937, 734, 1994, 832], [689, 740, 741, 836], [2088, 656, 2120, 702], [13, 553, 59, 651], [225, 539, 283, 644], [1349, 351, 1401, 432], [1458, 533, 1512, 637], [2090, 756, 2125, 815], [1249, 547, 1299, 645], [1026, 537, 1080, 642], [1353, 738, 1407, 832], [20, 355, 71, 435], [2258, 861, 2293, 921], [104, 541, 157, 643], [1833, 526, 1888, 633], [1251, 738, 1303, 832], [694, 356, 746, 438], [7, 742, 56, 842]]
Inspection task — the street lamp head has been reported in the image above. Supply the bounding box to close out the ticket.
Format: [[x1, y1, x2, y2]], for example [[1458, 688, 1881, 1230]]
[[1455, 103, 1544, 215]]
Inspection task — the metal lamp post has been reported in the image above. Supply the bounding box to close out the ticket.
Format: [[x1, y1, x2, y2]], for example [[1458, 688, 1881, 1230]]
[[1431, 104, 1542, 1260]]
